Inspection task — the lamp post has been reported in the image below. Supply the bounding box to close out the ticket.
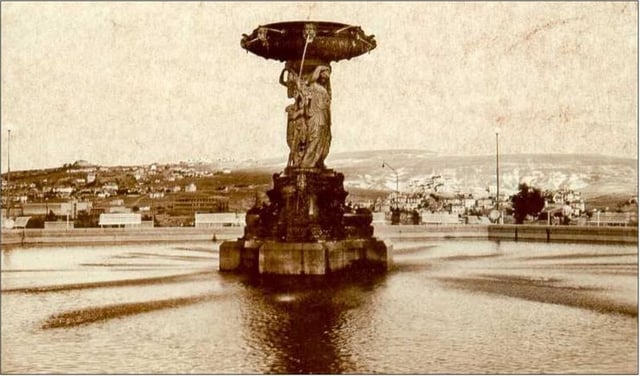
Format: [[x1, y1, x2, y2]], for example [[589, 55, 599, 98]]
[[382, 161, 399, 209], [7, 129, 10, 185], [6, 129, 11, 218], [495, 127, 502, 224]]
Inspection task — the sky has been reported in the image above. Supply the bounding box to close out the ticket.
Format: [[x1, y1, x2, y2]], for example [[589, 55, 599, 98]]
[[1, 2, 637, 172]]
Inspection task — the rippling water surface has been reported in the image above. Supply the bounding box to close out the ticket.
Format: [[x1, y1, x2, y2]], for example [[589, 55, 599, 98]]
[[1, 240, 637, 373]]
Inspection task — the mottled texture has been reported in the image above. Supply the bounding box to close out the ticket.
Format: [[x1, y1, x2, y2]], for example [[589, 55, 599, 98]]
[[1, 2, 637, 171]]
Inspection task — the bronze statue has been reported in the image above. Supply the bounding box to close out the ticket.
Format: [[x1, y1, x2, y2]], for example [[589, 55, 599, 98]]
[[280, 64, 332, 169], [247, 21, 376, 173], [299, 65, 331, 169], [285, 102, 305, 167], [280, 66, 306, 167]]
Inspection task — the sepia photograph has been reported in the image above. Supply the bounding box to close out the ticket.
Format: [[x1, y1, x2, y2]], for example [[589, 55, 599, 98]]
[[1, 1, 638, 374]]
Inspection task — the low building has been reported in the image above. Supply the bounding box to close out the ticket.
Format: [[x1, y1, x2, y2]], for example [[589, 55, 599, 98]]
[[102, 183, 118, 192], [463, 198, 476, 209], [13, 216, 31, 229], [167, 194, 229, 215], [98, 213, 142, 228], [476, 198, 495, 210], [588, 212, 637, 227], [19, 201, 91, 219], [195, 212, 244, 227], [449, 204, 466, 215], [53, 187, 74, 197], [111, 199, 124, 206], [19, 203, 54, 216], [149, 192, 165, 199], [420, 211, 461, 225], [465, 215, 491, 224]]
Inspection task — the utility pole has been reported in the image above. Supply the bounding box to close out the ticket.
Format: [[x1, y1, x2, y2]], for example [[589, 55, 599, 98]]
[[495, 128, 501, 224], [6, 129, 11, 218], [7, 129, 10, 185]]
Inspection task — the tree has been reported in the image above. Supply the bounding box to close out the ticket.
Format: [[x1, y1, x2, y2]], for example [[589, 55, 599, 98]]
[[511, 183, 545, 224], [75, 210, 98, 228]]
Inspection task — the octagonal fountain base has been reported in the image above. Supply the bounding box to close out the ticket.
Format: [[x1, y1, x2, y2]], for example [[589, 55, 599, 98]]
[[220, 238, 392, 275], [219, 168, 392, 275]]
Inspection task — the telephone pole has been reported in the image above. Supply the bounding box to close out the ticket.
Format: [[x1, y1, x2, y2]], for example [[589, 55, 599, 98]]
[[495, 128, 502, 224], [6, 129, 11, 217], [7, 129, 10, 184]]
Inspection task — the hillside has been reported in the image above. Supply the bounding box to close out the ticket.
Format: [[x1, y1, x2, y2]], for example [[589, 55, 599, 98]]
[[3, 151, 636, 214], [239, 150, 637, 199]]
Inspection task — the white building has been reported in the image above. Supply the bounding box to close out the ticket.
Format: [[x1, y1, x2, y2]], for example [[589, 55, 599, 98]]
[[449, 204, 466, 215], [149, 192, 165, 199], [54, 187, 74, 196], [99, 213, 142, 228], [102, 183, 118, 192], [463, 198, 476, 209], [419, 211, 461, 225], [110, 199, 124, 206], [194, 212, 244, 227]]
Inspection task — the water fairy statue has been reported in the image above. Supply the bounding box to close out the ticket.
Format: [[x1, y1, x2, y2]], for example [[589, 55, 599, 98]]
[[299, 65, 331, 169], [280, 64, 332, 169]]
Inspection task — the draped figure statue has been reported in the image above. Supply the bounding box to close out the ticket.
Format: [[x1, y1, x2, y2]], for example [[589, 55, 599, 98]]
[[280, 64, 332, 170], [285, 102, 305, 167], [299, 65, 332, 169], [280, 67, 306, 167]]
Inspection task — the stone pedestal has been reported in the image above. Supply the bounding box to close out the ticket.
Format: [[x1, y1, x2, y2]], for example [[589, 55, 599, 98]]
[[220, 168, 392, 275], [220, 238, 392, 275], [244, 168, 354, 242]]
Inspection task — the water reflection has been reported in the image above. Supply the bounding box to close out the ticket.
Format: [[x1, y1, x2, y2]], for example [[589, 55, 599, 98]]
[[1, 240, 637, 373], [240, 273, 385, 373]]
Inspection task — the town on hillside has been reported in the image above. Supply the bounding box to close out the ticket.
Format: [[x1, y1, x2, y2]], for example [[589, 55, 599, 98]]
[[1, 160, 637, 230]]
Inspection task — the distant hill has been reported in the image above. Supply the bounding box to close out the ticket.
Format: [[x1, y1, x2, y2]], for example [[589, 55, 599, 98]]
[[3, 150, 635, 208], [237, 150, 638, 199]]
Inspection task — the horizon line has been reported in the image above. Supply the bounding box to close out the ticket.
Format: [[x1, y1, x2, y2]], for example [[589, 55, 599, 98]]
[[1, 150, 637, 175]]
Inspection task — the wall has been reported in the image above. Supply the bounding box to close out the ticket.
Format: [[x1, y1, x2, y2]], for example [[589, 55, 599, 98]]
[[44, 221, 74, 231], [1, 224, 637, 246]]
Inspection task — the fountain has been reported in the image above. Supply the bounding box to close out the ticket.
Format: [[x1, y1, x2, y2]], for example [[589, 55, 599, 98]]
[[220, 21, 392, 275]]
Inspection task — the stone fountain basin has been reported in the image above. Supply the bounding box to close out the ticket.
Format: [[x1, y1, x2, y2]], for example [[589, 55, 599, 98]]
[[241, 21, 376, 63]]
